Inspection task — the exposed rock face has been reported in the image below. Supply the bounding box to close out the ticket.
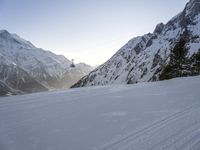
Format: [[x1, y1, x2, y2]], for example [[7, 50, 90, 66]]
[[72, 0, 200, 88], [154, 23, 165, 34], [0, 81, 16, 96]]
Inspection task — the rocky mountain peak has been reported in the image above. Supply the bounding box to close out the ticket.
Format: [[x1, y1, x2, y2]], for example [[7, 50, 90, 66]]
[[184, 0, 200, 18], [0, 30, 35, 49], [0, 30, 11, 39], [153, 23, 165, 34], [164, 0, 200, 30], [0, 30, 9, 34]]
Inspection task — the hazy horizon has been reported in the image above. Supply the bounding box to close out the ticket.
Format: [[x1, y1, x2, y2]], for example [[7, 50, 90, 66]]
[[0, 0, 188, 66]]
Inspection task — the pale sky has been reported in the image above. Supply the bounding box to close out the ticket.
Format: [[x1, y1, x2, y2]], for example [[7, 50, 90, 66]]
[[0, 0, 188, 66]]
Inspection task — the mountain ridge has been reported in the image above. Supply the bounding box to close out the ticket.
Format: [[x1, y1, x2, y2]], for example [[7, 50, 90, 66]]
[[72, 0, 200, 88], [0, 30, 93, 96]]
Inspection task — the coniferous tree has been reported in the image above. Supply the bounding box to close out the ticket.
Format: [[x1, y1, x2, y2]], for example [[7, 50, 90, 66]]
[[159, 29, 189, 80]]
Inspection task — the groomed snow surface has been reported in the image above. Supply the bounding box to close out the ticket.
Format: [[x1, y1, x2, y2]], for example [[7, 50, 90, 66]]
[[0, 76, 200, 150]]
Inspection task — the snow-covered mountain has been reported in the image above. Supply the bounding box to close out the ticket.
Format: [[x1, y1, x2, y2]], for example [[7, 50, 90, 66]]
[[72, 0, 200, 88], [0, 30, 92, 95], [0, 53, 48, 96]]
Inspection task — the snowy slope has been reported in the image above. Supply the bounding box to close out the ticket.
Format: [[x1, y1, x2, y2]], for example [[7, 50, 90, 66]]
[[0, 30, 93, 93], [0, 76, 200, 150], [72, 0, 200, 88]]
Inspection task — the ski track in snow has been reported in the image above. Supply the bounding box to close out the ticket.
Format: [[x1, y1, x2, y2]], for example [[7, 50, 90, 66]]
[[0, 76, 200, 150], [98, 102, 200, 150]]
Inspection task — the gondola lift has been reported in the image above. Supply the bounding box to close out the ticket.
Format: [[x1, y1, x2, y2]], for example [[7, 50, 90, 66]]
[[70, 59, 76, 68]]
